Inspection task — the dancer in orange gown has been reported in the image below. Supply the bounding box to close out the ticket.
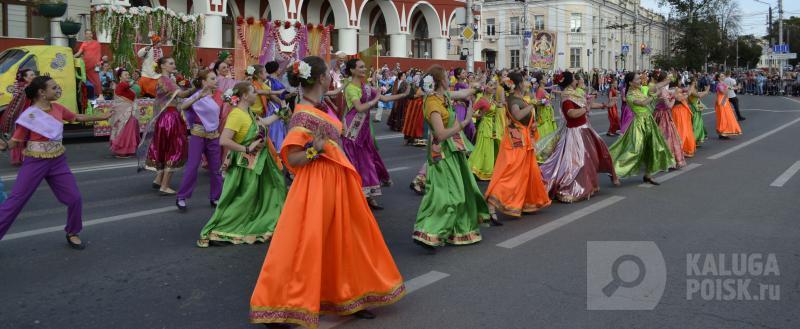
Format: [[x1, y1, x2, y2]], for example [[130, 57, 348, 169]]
[[250, 56, 404, 328], [485, 72, 551, 219], [671, 85, 696, 157], [714, 73, 743, 139]]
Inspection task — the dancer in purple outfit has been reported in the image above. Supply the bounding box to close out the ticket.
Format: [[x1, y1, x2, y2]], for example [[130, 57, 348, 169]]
[[0, 76, 111, 249], [176, 70, 224, 211], [453, 68, 476, 142], [342, 59, 409, 209], [619, 81, 634, 133]]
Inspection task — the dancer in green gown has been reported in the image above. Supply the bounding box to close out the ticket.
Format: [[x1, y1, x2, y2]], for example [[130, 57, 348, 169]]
[[413, 65, 490, 253], [688, 77, 710, 145], [533, 74, 557, 139], [609, 72, 676, 185], [468, 78, 506, 180], [197, 82, 287, 247]]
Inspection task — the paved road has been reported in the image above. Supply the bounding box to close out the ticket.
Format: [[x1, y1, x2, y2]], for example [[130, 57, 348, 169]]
[[1, 95, 799, 329]]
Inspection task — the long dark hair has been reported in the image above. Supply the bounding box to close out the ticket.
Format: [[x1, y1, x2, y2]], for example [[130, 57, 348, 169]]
[[558, 71, 574, 89], [287, 56, 328, 89], [623, 72, 637, 94]]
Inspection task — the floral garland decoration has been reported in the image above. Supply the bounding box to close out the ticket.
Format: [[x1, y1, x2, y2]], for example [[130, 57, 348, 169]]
[[94, 5, 203, 76]]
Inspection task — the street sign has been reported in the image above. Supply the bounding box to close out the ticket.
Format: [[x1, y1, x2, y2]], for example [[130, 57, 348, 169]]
[[767, 53, 797, 60], [524, 31, 532, 38], [461, 26, 475, 40], [772, 44, 789, 53], [621, 44, 630, 55]]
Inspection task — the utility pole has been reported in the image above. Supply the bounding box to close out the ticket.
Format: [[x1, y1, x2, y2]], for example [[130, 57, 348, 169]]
[[779, 0, 784, 82], [522, 0, 528, 70], [466, 0, 474, 72], [634, 6, 638, 70]]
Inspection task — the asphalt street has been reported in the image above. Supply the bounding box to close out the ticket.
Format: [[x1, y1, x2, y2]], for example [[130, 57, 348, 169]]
[[1, 94, 799, 329]]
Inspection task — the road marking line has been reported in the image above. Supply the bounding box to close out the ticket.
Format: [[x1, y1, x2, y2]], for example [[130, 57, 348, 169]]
[[318, 271, 450, 329], [2, 206, 175, 242], [743, 109, 800, 113], [376, 133, 404, 140], [1, 161, 138, 182], [770, 160, 800, 187], [708, 116, 800, 160], [783, 97, 800, 105], [496, 196, 626, 249], [639, 163, 702, 188], [387, 166, 409, 172], [702, 110, 715, 116]]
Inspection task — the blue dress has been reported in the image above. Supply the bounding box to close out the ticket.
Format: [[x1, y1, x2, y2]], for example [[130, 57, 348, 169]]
[[266, 76, 288, 150]]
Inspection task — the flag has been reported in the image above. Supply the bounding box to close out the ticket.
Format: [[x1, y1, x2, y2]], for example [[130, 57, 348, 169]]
[[358, 42, 381, 70]]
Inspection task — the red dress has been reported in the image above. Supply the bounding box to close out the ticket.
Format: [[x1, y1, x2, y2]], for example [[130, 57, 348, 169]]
[[77, 41, 102, 92], [607, 88, 621, 134], [538, 98, 616, 203]]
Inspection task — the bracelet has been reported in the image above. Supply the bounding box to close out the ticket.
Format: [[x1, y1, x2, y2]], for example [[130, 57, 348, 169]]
[[244, 145, 252, 154], [305, 142, 320, 160]]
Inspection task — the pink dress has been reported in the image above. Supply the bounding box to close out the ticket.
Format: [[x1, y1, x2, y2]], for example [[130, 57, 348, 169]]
[[145, 76, 187, 170]]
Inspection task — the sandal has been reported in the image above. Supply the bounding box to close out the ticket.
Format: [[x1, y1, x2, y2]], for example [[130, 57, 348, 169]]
[[159, 188, 177, 196], [643, 176, 660, 186], [489, 213, 503, 226]]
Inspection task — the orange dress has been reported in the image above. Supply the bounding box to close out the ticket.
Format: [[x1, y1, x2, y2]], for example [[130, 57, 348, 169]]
[[250, 104, 405, 328], [484, 95, 552, 216], [715, 84, 742, 137], [671, 99, 696, 157]]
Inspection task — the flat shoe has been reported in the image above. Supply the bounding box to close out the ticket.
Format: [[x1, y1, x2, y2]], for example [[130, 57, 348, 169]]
[[66, 234, 85, 250], [152, 182, 161, 189], [353, 310, 376, 319], [160, 188, 177, 196], [176, 199, 187, 212]]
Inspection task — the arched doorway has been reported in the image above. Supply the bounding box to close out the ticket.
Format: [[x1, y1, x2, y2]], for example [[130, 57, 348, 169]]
[[407, 2, 441, 59]]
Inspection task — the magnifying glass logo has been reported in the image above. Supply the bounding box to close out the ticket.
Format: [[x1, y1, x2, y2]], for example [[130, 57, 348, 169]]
[[602, 254, 646, 297]]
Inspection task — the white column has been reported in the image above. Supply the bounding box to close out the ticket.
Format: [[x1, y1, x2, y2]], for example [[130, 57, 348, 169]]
[[472, 40, 483, 62], [338, 28, 358, 55], [358, 32, 370, 52], [497, 35, 507, 69], [199, 14, 224, 48], [431, 37, 447, 60], [50, 18, 68, 46], [390, 33, 408, 57]]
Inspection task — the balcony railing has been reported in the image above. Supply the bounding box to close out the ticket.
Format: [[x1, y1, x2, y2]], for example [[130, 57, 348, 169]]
[[568, 32, 585, 45]]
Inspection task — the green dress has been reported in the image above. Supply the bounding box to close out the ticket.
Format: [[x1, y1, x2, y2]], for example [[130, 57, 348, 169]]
[[535, 96, 557, 139], [608, 89, 676, 178], [197, 109, 287, 247], [414, 93, 489, 247], [688, 94, 708, 144], [468, 95, 505, 180]]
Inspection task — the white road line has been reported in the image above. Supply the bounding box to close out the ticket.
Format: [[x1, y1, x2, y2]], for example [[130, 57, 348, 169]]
[[702, 110, 715, 116], [1, 206, 175, 242], [376, 133, 404, 140], [783, 97, 800, 105], [1, 161, 138, 182], [708, 115, 800, 160], [496, 196, 626, 249], [770, 160, 800, 187], [743, 109, 800, 113], [639, 163, 702, 188], [387, 166, 410, 172], [318, 271, 450, 329]]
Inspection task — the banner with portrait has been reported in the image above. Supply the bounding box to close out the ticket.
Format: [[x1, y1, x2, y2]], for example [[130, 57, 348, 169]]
[[530, 31, 556, 70]]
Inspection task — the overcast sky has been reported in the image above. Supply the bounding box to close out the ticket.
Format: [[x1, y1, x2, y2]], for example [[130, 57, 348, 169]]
[[639, 0, 800, 38]]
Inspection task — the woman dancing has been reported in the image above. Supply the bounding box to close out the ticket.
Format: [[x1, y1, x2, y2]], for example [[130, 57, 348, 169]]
[[651, 71, 686, 168], [468, 78, 505, 180], [250, 56, 404, 327], [0, 68, 36, 166], [714, 73, 743, 139], [108, 68, 140, 158]]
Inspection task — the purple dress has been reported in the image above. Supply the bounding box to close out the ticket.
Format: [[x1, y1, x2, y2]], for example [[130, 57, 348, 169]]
[[619, 85, 635, 133], [265, 76, 287, 150], [144, 76, 187, 170], [342, 83, 391, 197], [454, 82, 476, 142]]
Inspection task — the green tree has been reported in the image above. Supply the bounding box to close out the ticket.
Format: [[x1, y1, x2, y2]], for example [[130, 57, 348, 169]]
[[767, 16, 800, 66]]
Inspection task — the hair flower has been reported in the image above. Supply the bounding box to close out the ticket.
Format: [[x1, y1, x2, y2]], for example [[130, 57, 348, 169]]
[[422, 75, 435, 93], [297, 61, 312, 79], [246, 65, 256, 76]]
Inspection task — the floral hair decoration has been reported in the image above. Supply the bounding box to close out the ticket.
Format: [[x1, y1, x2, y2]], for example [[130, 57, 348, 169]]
[[421, 75, 435, 93], [246, 65, 256, 77], [291, 60, 314, 84], [223, 88, 240, 106]]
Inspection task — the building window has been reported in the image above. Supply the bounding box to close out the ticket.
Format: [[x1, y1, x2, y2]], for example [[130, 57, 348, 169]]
[[510, 49, 520, 69], [534, 15, 545, 31], [570, 13, 582, 33], [510, 17, 520, 35], [570, 47, 582, 68], [486, 18, 495, 36]]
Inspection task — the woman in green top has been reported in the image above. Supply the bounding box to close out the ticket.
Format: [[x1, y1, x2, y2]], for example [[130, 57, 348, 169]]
[[197, 81, 287, 247], [413, 65, 489, 253], [609, 72, 676, 185], [468, 78, 505, 180], [688, 77, 710, 145]]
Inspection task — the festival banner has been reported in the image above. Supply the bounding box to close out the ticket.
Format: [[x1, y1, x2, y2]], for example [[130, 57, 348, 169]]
[[530, 31, 556, 70]]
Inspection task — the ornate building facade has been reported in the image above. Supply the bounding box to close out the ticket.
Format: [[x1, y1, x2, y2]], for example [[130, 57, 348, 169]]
[[479, 0, 667, 71]]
